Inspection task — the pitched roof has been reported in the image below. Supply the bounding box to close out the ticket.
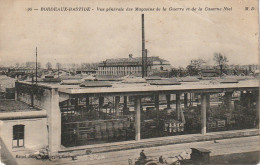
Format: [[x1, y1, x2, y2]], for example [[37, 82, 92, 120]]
[[211, 78, 239, 84], [121, 75, 147, 83], [179, 76, 200, 82], [99, 56, 168, 66], [145, 76, 162, 80], [80, 81, 112, 87], [60, 79, 82, 85], [149, 78, 181, 85], [0, 100, 40, 112]]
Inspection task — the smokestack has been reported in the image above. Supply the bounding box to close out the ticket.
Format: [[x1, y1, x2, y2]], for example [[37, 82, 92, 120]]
[[142, 14, 145, 52], [141, 14, 147, 78]]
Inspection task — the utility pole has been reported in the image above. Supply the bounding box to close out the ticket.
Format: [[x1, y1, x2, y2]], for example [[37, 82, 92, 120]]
[[58, 63, 60, 78], [36, 47, 38, 83]]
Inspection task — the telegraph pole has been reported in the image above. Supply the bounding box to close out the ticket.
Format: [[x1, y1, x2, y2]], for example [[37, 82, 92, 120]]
[[36, 47, 38, 83]]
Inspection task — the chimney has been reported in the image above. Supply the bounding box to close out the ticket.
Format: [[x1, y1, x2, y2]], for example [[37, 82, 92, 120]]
[[142, 14, 145, 53], [141, 14, 147, 78]]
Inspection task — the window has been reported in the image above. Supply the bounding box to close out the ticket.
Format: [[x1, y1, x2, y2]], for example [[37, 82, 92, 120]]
[[13, 125, 24, 148], [160, 66, 164, 71]]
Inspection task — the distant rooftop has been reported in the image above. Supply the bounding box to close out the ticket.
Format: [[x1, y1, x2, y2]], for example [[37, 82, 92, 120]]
[[0, 100, 40, 113], [99, 56, 168, 67]]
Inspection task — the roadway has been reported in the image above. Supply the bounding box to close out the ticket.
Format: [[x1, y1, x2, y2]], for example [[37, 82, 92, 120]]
[[54, 135, 260, 165]]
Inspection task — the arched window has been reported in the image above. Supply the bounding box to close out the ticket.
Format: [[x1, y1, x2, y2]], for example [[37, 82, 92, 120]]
[[13, 125, 24, 148]]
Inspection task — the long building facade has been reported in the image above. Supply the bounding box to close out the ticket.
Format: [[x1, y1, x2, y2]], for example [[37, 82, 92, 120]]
[[97, 55, 172, 76]]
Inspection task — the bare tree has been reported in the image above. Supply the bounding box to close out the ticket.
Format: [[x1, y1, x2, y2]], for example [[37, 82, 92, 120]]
[[55, 63, 62, 77], [25, 62, 35, 68], [37, 62, 41, 69], [186, 58, 206, 76], [56, 63, 62, 69], [15, 62, 20, 68], [24, 61, 41, 69], [45, 62, 52, 70], [81, 62, 99, 70], [213, 53, 228, 77]]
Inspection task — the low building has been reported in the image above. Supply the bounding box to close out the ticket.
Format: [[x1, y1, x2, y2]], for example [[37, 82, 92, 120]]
[[0, 75, 16, 99], [76, 69, 96, 75], [97, 55, 172, 76], [8, 67, 35, 75], [0, 100, 48, 152], [200, 69, 219, 77], [0, 67, 9, 75], [6, 67, 41, 80], [41, 69, 71, 79]]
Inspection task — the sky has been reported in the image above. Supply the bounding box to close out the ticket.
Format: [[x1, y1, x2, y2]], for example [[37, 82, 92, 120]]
[[0, 0, 259, 67]]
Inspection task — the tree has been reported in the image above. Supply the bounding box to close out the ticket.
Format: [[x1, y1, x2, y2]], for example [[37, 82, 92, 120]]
[[213, 53, 228, 77], [45, 62, 52, 70], [186, 58, 206, 76], [170, 68, 178, 77], [15, 62, 20, 68], [55, 63, 62, 77], [37, 62, 41, 69], [25, 62, 35, 68], [81, 62, 99, 70], [56, 63, 62, 69]]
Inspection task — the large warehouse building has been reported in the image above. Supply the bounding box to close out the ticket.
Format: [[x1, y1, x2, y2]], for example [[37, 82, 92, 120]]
[[97, 55, 172, 76]]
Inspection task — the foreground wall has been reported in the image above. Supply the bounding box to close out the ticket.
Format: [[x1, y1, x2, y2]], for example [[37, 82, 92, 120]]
[[16, 82, 52, 110], [0, 118, 48, 152], [15, 82, 61, 154]]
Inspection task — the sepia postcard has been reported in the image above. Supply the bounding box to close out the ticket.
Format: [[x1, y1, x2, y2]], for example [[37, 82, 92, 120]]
[[0, 0, 259, 165]]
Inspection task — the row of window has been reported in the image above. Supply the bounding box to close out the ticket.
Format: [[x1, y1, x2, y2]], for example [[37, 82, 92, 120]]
[[98, 66, 143, 71], [98, 66, 154, 75], [98, 70, 142, 75]]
